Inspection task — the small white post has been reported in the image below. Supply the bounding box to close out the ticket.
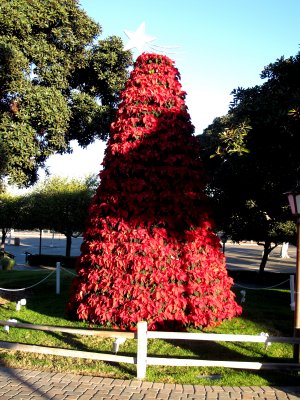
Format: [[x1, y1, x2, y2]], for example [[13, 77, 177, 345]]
[[50, 232, 54, 248], [56, 262, 61, 295], [7, 230, 12, 245], [280, 242, 290, 258], [290, 274, 295, 311], [136, 321, 147, 379]]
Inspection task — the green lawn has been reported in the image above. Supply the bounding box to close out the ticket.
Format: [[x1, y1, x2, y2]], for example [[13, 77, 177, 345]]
[[0, 269, 298, 385]]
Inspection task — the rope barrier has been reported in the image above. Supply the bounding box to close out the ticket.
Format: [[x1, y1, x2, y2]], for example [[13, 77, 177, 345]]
[[0, 270, 56, 292], [60, 266, 77, 276], [234, 278, 290, 291], [0, 260, 292, 295], [0, 265, 76, 295]]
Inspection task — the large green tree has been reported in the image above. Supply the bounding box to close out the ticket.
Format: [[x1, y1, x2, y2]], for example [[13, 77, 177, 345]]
[[199, 52, 299, 273], [0, 0, 132, 187]]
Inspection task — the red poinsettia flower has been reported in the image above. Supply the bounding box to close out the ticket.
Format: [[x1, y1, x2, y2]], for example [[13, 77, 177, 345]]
[[67, 53, 242, 331]]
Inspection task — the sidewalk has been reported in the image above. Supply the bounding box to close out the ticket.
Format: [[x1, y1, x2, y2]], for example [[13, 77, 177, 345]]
[[0, 367, 300, 400]]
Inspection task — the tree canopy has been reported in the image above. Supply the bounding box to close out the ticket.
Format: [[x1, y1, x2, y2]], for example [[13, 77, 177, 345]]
[[0, 192, 23, 248], [26, 176, 96, 256], [0, 176, 96, 256], [199, 52, 299, 272], [0, 0, 132, 187]]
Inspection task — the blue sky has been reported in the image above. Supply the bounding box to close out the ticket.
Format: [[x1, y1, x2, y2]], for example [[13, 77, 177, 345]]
[[26, 0, 300, 183], [78, 0, 300, 133]]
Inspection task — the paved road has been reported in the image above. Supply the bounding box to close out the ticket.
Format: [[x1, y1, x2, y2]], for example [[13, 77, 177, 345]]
[[3, 231, 82, 266], [0, 367, 300, 399], [225, 242, 296, 274], [3, 231, 297, 274], [1, 232, 299, 399]]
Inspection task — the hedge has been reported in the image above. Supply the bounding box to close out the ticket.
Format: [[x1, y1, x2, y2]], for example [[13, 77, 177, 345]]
[[27, 254, 78, 269]]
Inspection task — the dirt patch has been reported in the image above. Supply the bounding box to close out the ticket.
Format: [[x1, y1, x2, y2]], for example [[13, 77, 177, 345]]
[[0, 297, 10, 305]]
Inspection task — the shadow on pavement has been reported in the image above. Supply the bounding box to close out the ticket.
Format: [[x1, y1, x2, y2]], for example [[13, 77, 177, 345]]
[[0, 366, 52, 399]]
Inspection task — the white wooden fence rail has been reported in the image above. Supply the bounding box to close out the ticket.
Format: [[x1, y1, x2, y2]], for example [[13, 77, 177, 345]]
[[0, 320, 300, 379]]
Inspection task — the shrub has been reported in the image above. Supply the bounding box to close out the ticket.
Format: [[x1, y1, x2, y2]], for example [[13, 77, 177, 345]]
[[0, 255, 15, 270], [27, 254, 78, 269]]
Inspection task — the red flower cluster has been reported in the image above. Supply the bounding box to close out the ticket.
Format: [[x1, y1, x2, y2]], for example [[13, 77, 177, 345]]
[[67, 53, 242, 330]]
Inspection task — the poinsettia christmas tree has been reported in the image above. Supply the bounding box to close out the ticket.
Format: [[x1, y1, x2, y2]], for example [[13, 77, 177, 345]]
[[68, 53, 242, 330]]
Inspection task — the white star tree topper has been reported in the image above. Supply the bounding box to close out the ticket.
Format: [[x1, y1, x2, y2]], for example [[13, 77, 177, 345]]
[[124, 22, 156, 53]]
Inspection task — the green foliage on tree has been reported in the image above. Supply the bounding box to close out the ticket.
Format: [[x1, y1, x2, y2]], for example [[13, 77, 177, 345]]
[[26, 176, 95, 256], [0, 192, 24, 248], [0, 176, 95, 256], [0, 0, 132, 187], [199, 52, 299, 273]]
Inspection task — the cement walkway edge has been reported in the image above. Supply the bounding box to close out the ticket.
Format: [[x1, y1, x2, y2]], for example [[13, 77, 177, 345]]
[[0, 367, 300, 400]]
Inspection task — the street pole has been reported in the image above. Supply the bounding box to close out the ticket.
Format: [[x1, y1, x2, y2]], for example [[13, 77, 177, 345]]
[[294, 216, 300, 363]]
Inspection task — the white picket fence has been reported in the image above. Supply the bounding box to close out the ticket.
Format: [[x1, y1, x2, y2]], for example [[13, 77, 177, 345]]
[[1, 320, 300, 378]]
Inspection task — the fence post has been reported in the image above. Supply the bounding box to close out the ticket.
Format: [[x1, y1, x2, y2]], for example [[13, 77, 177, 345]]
[[56, 262, 61, 295], [136, 321, 147, 379], [291, 275, 295, 311]]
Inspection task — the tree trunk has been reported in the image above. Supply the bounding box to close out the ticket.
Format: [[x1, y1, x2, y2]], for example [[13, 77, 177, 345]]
[[66, 234, 72, 257], [39, 229, 42, 255], [259, 240, 275, 275], [1, 228, 6, 251]]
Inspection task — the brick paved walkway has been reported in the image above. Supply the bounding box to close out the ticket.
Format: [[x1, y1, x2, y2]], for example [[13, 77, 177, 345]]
[[0, 367, 299, 400]]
